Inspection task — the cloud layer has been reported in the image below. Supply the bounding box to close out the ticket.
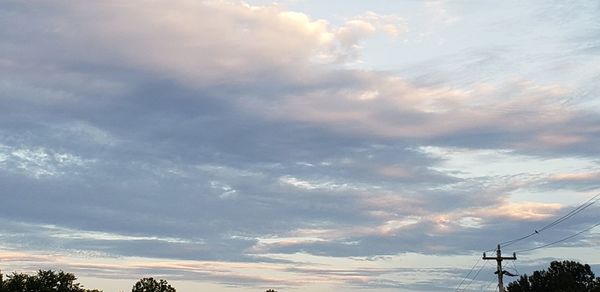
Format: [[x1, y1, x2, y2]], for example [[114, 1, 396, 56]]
[[1, 0, 600, 291]]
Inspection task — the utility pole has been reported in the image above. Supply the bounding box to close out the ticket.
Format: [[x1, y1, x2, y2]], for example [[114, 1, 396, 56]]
[[483, 244, 517, 292]]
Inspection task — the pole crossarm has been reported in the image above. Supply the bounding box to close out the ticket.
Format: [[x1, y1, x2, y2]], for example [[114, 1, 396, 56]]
[[483, 256, 517, 260], [482, 244, 517, 292]]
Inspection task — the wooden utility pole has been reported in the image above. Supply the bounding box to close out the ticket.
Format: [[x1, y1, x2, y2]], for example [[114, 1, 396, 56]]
[[483, 244, 517, 292]]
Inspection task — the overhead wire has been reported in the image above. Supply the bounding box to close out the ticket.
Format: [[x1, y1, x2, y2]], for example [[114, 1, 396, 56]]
[[515, 220, 600, 253], [455, 258, 482, 291], [482, 278, 496, 292], [460, 261, 489, 292], [510, 260, 520, 277], [472, 193, 600, 291], [496, 192, 600, 249], [536, 193, 600, 233]]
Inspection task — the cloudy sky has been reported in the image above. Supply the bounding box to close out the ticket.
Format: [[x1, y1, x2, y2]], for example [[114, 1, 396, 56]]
[[1, 1, 600, 291]]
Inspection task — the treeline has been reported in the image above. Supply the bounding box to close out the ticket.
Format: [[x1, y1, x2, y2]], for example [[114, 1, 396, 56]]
[[3, 261, 600, 292], [0, 270, 175, 292], [0, 270, 101, 292], [507, 260, 600, 292], [4, 261, 600, 292], [0, 270, 281, 292]]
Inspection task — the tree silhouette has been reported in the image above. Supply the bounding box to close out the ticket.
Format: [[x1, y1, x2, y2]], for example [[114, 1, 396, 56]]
[[132, 277, 175, 292], [507, 260, 600, 292], [265, 290, 278, 292], [0, 270, 101, 292], [3, 273, 28, 292]]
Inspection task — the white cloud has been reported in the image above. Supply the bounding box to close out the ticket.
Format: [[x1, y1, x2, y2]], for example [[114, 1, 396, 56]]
[[425, 1, 459, 24], [279, 175, 358, 191], [0, 144, 93, 178], [349, 11, 408, 38], [8, 1, 410, 87], [210, 180, 238, 199], [334, 11, 408, 62], [61, 122, 118, 146], [51, 0, 399, 85]]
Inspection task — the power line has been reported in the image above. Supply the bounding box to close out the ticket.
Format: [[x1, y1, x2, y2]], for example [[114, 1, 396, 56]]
[[474, 193, 599, 291], [455, 258, 482, 291], [460, 261, 489, 292], [482, 278, 496, 291], [498, 192, 600, 249], [501, 192, 599, 247], [498, 232, 536, 249], [510, 261, 520, 277], [537, 194, 600, 233], [515, 220, 600, 253]]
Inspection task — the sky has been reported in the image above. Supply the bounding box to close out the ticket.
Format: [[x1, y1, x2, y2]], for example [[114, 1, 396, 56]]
[[1, 0, 600, 291]]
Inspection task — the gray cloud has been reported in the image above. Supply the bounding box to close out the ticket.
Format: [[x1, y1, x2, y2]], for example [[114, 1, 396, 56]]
[[1, 1, 600, 291]]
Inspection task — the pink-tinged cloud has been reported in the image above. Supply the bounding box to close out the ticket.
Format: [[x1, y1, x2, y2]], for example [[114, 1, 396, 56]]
[[544, 170, 600, 190], [549, 172, 600, 182], [476, 201, 562, 221], [44, 1, 406, 87], [8, 0, 594, 155], [0, 251, 58, 263], [233, 68, 588, 154]]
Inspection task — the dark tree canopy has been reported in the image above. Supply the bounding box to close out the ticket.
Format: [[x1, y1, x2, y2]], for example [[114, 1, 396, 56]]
[[132, 277, 176, 292], [265, 290, 278, 292], [507, 260, 600, 292], [0, 270, 101, 292]]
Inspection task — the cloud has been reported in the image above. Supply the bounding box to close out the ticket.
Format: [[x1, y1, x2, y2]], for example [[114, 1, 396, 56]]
[[476, 201, 562, 221], [335, 11, 407, 60], [3, 1, 599, 156], [250, 74, 593, 151], [1, 0, 600, 291], [544, 172, 600, 190], [0, 144, 94, 178], [0, 0, 407, 88], [425, 1, 459, 24]]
